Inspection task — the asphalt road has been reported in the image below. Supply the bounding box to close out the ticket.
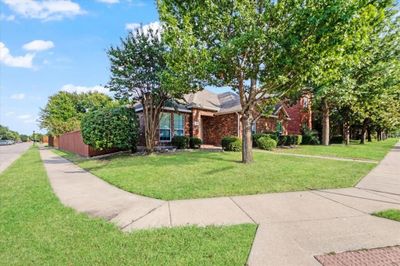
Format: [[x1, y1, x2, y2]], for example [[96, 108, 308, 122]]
[[0, 142, 32, 174]]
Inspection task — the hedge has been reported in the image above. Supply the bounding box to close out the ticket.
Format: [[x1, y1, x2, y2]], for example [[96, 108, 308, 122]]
[[81, 106, 139, 152], [171, 136, 189, 149], [256, 137, 277, 150], [190, 137, 202, 149], [221, 136, 242, 152]]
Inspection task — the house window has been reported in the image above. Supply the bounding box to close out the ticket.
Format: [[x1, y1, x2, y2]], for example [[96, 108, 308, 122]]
[[251, 121, 257, 134], [159, 113, 171, 142], [276, 121, 283, 135], [174, 114, 184, 136]]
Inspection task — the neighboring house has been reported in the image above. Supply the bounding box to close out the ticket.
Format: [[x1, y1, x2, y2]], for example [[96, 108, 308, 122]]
[[136, 89, 312, 146]]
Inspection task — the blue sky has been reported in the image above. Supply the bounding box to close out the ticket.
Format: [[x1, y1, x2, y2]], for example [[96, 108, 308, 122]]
[[0, 0, 167, 135]]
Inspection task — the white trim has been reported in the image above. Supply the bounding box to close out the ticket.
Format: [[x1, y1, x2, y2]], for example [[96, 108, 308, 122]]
[[173, 113, 185, 137], [135, 106, 192, 113], [159, 112, 172, 142]]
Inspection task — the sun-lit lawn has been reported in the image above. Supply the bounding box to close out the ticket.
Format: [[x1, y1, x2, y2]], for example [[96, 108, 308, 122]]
[[54, 148, 374, 200], [373, 209, 400, 222], [0, 147, 256, 265], [274, 138, 398, 161]]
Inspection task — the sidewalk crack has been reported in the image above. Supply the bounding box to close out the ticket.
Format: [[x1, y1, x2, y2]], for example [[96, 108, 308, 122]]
[[229, 197, 257, 224], [120, 202, 165, 230]]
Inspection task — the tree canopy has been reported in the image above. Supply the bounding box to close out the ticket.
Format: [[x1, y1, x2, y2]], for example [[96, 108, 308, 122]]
[[81, 106, 139, 153], [107, 27, 197, 152], [0, 125, 20, 141], [39, 91, 112, 136], [158, 0, 373, 162]]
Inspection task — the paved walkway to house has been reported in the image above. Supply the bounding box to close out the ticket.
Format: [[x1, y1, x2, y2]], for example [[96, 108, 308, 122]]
[[0, 142, 31, 174], [39, 142, 400, 266]]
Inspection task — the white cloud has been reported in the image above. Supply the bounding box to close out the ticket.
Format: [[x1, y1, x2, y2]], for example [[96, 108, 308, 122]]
[[60, 84, 110, 94], [18, 114, 32, 120], [10, 93, 26, 100], [0, 42, 34, 68], [97, 0, 119, 3], [23, 40, 54, 52], [126, 21, 161, 36], [0, 13, 15, 21], [5, 111, 15, 116], [2, 0, 85, 21]]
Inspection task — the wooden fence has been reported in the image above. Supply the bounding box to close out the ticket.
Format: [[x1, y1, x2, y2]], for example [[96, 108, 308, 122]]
[[53, 131, 120, 157]]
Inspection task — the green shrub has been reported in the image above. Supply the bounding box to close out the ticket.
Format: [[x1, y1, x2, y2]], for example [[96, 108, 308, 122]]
[[253, 133, 278, 147], [330, 135, 344, 144], [256, 137, 277, 150], [221, 136, 242, 152], [277, 135, 287, 146], [172, 136, 189, 149], [295, 135, 302, 145], [189, 137, 202, 149], [301, 128, 320, 145], [81, 106, 139, 152], [302, 135, 320, 145]]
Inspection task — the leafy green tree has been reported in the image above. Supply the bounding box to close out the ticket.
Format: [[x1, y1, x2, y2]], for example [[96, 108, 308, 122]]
[[0, 125, 20, 141], [107, 27, 195, 153], [158, 0, 367, 162], [81, 106, 139, 153], [310, 0, 399, 145], [19, 134, 29, 142], [39, 91, 112, 136]]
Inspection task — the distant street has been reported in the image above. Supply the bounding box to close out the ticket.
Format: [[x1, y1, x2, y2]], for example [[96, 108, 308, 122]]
[[0, 142, 32, 173]]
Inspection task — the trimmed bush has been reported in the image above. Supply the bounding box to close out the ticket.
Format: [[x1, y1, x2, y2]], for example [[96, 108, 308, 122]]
[[221, 136, 242, 152], [172, 136, 189, 149], [256, 137, 277, 151], [189, 137, 202, 149], [81, 106, 139, 153], [253, 133, 278, 147]]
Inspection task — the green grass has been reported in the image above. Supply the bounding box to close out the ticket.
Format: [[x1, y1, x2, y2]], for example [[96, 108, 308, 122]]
[[275, 138, 398, 161], [54, 148, 374, 200], [0, 147, 256, 265], [373, 209, 400, 222]]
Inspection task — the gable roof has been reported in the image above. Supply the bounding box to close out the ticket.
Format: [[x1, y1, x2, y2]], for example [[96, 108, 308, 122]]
[[184, 90, 241, 113], [135, 89, 290, 119]]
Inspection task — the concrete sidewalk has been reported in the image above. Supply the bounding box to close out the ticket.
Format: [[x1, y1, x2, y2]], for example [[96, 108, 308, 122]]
[[40, 142, 400, 266]]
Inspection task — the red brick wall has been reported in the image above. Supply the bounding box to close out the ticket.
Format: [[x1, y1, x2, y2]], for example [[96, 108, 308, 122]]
[[284, 96, 312, 135], [202, 113, 239, 145]]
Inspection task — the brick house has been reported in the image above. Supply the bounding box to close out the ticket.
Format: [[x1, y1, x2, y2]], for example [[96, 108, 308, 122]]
[[136, 89, 312, 147]]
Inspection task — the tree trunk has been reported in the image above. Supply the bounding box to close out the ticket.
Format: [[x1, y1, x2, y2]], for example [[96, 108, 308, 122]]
[[377, 129, 382, 141], [322, 99, 330, 146], [241, 113, 253, 164], [367, 126, 372, 142], [142, 95, 160, 154], [343, 121, 350, 145], [360, 118, 368, 144]]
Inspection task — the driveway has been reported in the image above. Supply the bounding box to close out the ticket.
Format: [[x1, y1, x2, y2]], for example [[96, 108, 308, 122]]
[[0, 142, 32, 173]]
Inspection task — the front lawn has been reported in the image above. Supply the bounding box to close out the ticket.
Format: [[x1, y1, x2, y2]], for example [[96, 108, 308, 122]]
[[54, 149, 374, 200], [274, 138, 398, 161], [0, 147, 256, 265], [373, 209, 400, 222]]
